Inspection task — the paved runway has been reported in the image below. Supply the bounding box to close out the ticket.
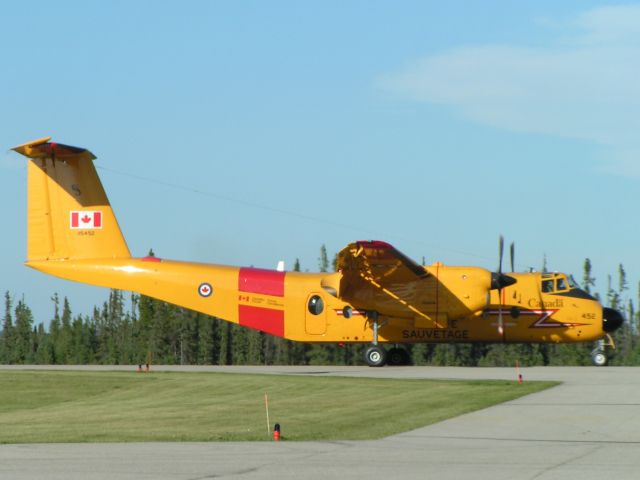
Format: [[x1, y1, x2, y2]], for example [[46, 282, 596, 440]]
[[1, 366, 639, 479]]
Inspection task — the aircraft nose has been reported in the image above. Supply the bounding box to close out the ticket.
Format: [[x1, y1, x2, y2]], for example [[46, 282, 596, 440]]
[[603, 307, 624, 333]]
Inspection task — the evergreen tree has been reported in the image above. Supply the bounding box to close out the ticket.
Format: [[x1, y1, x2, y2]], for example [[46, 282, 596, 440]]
[[151, 301, 179, 364], [58, 297, 73, 363], [318, 245, 329, 273], [411, 343, 431, 366], [230, 323, 249, 364], [34, 323, 54, 364], [606, 275, 621, 310], [619, 264, 628, 295], [306, 343, 332, 365], [431, 344, 477, 366], [137, 294, 156, 363], [246, 330, 264, 364], [582, 258, 595, 294], [13, 300, 35, 363], [0, 292, 14, 363], [610, 264, 633, 365], [197, 315, 215, 364], [177, 308, 199, 365], [49, 293, 62, 363], [70, 315, 91, 364], [218, 320, 232, 365]]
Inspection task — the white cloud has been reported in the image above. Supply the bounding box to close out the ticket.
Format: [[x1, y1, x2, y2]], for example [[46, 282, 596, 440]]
[[377, 5, 640, 175]]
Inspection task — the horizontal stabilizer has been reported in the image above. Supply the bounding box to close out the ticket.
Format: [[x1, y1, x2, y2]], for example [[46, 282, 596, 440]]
[[12, 137, 96, 161]]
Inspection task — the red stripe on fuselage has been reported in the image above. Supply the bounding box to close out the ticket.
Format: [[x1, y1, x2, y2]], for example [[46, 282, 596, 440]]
[[238, 305, 284, 337], [238, 268, 285, 297]]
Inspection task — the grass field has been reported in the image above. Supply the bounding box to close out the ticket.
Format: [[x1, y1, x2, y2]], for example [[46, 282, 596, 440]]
[[0, 370, 556, 443]]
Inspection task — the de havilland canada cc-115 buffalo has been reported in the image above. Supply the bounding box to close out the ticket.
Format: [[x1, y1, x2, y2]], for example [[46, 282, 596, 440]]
[[13, 137, 624, 366]]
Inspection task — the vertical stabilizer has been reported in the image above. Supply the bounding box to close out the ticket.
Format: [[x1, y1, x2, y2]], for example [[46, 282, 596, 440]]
[[13, 137, 131, 262]]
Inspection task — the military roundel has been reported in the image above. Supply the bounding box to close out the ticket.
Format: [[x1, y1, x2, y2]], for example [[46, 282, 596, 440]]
[[198, 282, 213, 297]]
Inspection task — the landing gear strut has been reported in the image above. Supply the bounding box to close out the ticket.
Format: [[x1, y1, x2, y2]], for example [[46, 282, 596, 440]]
[[364, 311, 386, 367], [363, 311, 407, 367]]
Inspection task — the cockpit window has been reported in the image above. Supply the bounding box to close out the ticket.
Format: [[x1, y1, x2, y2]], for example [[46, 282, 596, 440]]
[[556, 276, 568, 291], [541, 273, 572, 293]]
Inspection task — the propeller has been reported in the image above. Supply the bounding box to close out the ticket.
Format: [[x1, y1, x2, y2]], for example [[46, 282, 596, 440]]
[[490, 237, 517, 290], [491, 236, 517, 336]]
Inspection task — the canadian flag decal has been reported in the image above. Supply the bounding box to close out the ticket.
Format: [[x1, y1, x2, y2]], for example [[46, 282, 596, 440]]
[[70, 211, 103, 229]]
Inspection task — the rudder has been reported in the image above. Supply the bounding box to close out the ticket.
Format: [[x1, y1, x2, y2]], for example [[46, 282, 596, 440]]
[[13, 137, 130, 262]]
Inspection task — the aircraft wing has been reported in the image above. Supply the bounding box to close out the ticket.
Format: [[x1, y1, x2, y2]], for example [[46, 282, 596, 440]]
[[337, 241, 426, 282], [336, 241, 429, 313]]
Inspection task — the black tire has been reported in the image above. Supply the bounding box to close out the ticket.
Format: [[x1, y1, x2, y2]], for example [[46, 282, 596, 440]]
[[387, 347, 411, 366], [592, 351, 608, 367], [364, 345, 387, 367]]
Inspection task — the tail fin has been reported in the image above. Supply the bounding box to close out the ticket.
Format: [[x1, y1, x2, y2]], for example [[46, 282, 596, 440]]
[[13, 137, 131, 262]]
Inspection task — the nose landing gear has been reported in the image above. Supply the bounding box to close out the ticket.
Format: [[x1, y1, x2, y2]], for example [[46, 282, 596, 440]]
[[591, 334, 616, 366], [591, 349, 607, 366]]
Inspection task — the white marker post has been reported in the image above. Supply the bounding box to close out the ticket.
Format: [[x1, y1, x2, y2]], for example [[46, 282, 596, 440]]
[[264, 392, 271, 438]]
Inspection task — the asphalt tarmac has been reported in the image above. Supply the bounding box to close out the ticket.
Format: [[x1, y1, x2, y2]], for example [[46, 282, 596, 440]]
[[1, 366, 639, 480]]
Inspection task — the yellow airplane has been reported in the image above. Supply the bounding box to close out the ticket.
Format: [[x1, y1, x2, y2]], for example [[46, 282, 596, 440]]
[[13, 137, 624, 367]]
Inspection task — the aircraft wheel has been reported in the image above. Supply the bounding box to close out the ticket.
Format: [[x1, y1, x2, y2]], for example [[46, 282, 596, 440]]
[[387, 347, 411, 366], [364, 345, 387, 367], [592, 350, 608, 367]]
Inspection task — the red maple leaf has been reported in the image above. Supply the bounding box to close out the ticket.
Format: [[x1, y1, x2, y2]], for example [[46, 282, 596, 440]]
[[81, 215, 91, 223]]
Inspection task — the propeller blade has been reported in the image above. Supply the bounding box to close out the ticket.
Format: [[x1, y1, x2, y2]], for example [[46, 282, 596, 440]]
[[491, 236, 514, 336], [498, 235, 504, 274], [484, 291, 491, 318], [510, 242, 515, 273]]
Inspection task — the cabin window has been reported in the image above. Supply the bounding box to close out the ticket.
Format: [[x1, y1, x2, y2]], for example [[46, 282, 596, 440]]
[[308, 295, 324, 315]]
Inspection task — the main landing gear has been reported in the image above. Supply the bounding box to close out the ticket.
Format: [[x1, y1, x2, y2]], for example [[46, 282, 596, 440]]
[[364, 345, 411, 367], [363, 311, 411, 367]]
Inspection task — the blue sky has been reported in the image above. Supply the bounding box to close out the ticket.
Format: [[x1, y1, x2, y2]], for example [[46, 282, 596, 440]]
[[2, 1, 638, 324]]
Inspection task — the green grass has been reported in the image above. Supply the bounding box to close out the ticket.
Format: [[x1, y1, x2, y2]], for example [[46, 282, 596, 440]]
[[0, 371, 557, 443]]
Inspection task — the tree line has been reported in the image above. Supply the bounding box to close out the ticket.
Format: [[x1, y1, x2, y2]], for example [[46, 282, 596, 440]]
[[1, 247, 638, 367]]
